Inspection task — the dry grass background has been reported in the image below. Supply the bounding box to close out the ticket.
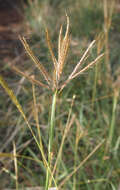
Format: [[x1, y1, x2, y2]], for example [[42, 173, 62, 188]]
[[0, 0, 120, 189]]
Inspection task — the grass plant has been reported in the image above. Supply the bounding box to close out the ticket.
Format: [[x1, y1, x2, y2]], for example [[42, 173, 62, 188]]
[[0, 15, 104, 189], [0, 0, 120, 189]]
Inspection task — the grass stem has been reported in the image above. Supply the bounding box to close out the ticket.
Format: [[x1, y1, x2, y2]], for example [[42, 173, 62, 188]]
[[106, 90, 119, 152], [45, 90, 58, 190]]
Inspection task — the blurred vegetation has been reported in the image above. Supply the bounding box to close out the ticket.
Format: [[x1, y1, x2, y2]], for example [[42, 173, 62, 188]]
[[0, 0, 120, 189]]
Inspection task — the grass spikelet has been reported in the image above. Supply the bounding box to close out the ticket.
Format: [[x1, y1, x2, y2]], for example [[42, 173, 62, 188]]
[[46, 28, 58, 72], [46, 28, 58, 88], [12, 65, 50, 89], [69, 40, 96, 79], [71, 53, 104, 79], [57, 14, 70, 81], [19, 36, 51, 86], [58, 25, 63, 65]]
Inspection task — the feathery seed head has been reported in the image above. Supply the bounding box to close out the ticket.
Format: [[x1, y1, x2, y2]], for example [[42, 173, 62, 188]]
[[17, 15, 104, 92]]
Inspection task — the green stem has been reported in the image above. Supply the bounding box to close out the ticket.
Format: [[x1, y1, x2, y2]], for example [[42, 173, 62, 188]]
[[45, 90, 58, 190], [109, 92, 118, 145], [106, 90, 119, 153], [92, 64, 98, 108]]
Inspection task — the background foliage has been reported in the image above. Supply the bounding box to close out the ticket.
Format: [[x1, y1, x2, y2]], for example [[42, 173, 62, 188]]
[[0, 0, 120, 189]]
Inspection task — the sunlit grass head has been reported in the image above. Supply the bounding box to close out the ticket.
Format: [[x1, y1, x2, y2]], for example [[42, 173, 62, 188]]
[[18, 15, 104, 93]]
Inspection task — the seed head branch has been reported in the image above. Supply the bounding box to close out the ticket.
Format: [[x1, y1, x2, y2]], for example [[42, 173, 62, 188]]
[[12, 66, 49, 89], [58, 25, 63, 66], [19, 36, 51, 86], [69, 40, 96, 80], [60, 53, 104, 92], [46, 29, 58, 89], [71, 53, 104, 79], [57, 15, 70, 81], [46, 29, 58, 72]]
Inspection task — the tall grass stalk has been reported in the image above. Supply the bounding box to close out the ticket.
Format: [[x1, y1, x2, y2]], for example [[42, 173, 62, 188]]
[[45, 90, 58, 189], [73, 121, 83, 190], [92, 33, 104, 107], [103, 0, 115, 81], [105, 90, 119, 153], [49, 96, 76, 187], [13, 142, 18, 190], [32, 79, 44, 154]]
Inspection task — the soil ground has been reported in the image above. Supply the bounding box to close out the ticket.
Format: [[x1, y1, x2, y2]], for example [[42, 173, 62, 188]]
[[0, 0, 24, 60]]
